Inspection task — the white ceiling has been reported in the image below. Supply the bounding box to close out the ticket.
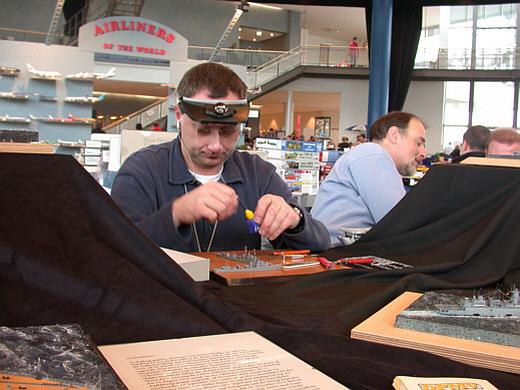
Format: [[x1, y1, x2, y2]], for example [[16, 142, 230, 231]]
[[264, 3, 367, 43]]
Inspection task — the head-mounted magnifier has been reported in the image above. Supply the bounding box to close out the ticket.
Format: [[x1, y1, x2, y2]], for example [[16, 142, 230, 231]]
[[177, 96, 250, 124]]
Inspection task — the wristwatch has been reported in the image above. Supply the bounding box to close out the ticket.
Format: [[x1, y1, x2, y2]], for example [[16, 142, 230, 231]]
[[292, 206, 303, 221], [287, 205, 304, 233]]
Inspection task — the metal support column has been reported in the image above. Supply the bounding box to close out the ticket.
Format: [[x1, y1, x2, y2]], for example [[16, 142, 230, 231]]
[[367, 0, 393, 135], [285, 90, 294, 135]]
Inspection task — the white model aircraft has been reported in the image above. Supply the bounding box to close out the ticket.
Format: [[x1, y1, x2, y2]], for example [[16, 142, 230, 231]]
[[65, 94, 105, 104], [0, 91, 30, 100], [65, 67, 116, 80], [0, 114, 30, 123], [27, 63, 61, 79]]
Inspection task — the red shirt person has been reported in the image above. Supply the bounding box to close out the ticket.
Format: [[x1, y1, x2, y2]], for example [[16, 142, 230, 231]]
[[348, 37, 359, 66]]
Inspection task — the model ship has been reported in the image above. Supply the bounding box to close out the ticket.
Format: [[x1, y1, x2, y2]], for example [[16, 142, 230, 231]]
[[0, 92, 30, 100], [0, 114, 31, 123], [213, 248, 282, 273], [395, 288, 520, 347], [0, 66, 20, 76], [437, 287, 520, 318]]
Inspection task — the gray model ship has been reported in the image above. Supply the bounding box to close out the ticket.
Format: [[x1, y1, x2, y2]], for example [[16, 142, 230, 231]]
[[395, 288, 520, 347], [437, 287, 520, 318]]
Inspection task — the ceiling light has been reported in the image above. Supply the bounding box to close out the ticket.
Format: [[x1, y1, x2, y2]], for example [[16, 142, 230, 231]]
[[110, 116, 118, 120], [270, 32, 274, 37], [249, 2, 282, 10], [252, 38, 256, 42], [97, 115, 104, 119], [238, 36, 241, 39], [256, 31, 262, 36], [238, 27, 242, 31]]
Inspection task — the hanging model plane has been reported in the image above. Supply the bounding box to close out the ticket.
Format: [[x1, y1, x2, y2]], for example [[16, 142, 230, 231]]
[[26, 63, 61, 79], [65, 67, 116, 80]]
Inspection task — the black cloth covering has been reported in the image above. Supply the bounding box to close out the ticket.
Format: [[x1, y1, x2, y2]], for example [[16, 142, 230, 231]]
[[1, 153, 519, 389]]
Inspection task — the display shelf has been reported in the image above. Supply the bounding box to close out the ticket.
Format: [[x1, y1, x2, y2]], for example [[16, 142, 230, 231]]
[[255, 138, 322, 195], [0, 66, 20, 76], [0, 114, 31, 123], [0, 92, 30, 101]]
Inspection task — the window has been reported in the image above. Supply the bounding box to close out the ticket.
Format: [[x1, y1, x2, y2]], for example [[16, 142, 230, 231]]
[[473, 82, 514, 127]]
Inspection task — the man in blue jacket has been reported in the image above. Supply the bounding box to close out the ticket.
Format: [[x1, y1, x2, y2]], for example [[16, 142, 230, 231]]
[[111, 63, 330, 253]]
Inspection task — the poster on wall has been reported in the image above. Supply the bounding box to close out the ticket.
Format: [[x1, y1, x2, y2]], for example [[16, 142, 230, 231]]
[[78, 17, 188, 61], [315, 116, 331, 138]]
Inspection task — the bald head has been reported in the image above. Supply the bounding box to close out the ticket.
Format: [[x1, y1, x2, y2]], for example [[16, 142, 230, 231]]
[[487, 128, 520, 156]]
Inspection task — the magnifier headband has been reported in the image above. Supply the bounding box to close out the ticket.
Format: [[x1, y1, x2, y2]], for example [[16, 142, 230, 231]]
[[178, 96, 250, 124]]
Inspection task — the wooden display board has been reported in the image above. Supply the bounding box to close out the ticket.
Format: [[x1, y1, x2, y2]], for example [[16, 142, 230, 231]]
[[194, 250, 348, 286], [0, 142, 55, 154], [351, 292, 520, 374]]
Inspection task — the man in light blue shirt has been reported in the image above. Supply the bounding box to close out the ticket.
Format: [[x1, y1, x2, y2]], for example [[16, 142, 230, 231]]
[[311, 112, 427, 246]]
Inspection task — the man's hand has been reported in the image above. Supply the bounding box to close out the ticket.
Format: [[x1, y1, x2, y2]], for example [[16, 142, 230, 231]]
[[172, 182, 238, 226], [253, 194, 301, 240]]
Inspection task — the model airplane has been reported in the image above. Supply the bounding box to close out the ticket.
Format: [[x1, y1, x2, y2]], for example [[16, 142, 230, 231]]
[[0, 114, 30, 123], [67, 114, 96, 123], [0, 66, 20, 76], [26, 63, 61, 79], [65, 67, 115, 80], [29, 114, 88, 124], [0, 91, 30, 100], [64, 94, 105, 104]]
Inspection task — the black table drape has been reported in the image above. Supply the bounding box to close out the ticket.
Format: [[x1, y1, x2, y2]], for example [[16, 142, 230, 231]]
[[1, 153, 519, 389]]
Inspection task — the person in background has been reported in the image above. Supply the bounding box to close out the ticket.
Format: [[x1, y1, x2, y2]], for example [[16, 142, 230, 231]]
[[308, 135, 316, 142], [452, 125, 490, 163], [487, 128, 520, 156], [443, 142, 454, 155], [337, 136, 352, 150], [449, 143, 461, 159], [150, 122, 162, 131], [311, 111, 427, 246], [354, 134, 366, 145], [111, 62, 330, 252], [135, 123, 143, 130], [348, 37, 359, 66]]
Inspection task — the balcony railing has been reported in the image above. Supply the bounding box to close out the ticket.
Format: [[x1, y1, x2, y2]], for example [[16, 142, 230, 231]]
[[247, 45, 369, 89], [414, 47, 520, 70]]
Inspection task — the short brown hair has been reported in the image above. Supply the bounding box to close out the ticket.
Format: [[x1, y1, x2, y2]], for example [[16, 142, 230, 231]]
[[488, 128, 520, 146], [369, 111, 422, 141], [463, 125, 490, 151], [177, 62, 247, 99]]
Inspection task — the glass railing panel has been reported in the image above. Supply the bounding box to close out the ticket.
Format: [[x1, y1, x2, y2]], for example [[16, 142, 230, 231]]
[[278, 52, 300, 74], [255, 62, 280, 86], [141, 105, 161, 125]]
